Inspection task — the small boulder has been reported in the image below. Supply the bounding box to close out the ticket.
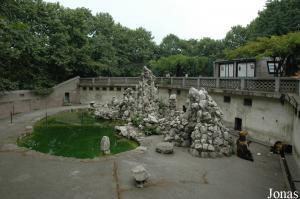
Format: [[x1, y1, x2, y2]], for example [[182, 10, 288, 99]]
[[148, 114, 158, 124], [131, 165, 150, 188], [115, 126, 128, 137], [155, 142, 174, 154], [100, 136, 110, 155]]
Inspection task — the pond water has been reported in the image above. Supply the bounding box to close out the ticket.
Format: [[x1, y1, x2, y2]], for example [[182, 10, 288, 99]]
[[17, 110, 138, 159]]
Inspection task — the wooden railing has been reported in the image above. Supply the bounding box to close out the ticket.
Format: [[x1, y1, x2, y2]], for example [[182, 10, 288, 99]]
[[79, 77, 300, 95]]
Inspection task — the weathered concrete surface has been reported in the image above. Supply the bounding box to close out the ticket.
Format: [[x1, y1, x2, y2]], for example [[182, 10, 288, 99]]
[[0, 107, 285, 199], [0, 77, 80, 119]]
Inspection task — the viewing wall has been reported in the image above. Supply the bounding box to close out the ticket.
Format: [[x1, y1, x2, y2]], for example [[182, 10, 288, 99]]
[[0, 77, 80, 119]]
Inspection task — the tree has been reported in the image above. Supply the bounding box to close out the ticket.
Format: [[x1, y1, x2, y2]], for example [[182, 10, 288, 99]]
[[224, 25, 249, 50], [150, 55, 209, 77], [227, 32, 300, 76], [247, 0, 300, 39], [159, 34, 184, 57]]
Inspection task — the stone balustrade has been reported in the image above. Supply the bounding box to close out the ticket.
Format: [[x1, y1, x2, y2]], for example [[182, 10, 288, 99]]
[[79, 76, 300, 95]]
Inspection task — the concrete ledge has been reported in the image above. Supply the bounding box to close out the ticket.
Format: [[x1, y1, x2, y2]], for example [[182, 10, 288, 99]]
[[285, 154, 300, 191]]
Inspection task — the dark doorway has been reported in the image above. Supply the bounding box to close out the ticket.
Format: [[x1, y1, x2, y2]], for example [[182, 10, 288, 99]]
[[234, 117, 242, 131], [64, 92, 70, 103]]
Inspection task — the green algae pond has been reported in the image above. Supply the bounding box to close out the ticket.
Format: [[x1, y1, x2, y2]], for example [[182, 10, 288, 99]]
[[17, 110, 138, 159]]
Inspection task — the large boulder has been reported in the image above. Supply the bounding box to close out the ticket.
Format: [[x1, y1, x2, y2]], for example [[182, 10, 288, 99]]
[[155, 142, 174, 154]]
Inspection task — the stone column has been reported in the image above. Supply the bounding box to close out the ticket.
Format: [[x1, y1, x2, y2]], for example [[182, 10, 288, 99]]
[[275, 77, 280, 92], [216, 78, 220, 88], [241, 78, 245, 90]]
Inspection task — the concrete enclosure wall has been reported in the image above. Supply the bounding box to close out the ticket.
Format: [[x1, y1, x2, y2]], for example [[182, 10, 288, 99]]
[[1, 77, 299, 167], [0, 77, 80, 119], [78, 86, 300, 167]]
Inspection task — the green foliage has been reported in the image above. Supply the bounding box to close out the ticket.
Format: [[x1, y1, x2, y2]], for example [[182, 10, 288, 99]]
[[131, 114, 143, 127], [227, 32, 300, 76], [150, 54, 209, 76], [32, 87, 54, 97], [1, 0, 300, 92], [143, 126, 160, 136], [0, 0, 156, 92], [224, 25, 249, 50], [247, 0, 300, 39]]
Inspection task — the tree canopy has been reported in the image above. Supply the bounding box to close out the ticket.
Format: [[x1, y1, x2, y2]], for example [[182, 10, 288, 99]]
[[227, 32, 300, 76], [150, 55, 209, 77], [0, 0, 300, 91]]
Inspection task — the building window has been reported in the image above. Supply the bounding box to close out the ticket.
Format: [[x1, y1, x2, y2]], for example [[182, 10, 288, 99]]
[[117, 87, 121, 91], [244, 98, 252, 106], [89, 87, 93, 91], [224, 96, 231, 103], [64, 92, 70, 103], [109, 87, 114, 91], [237, 62, 255, 77], [176, 89, 181, 95], [83, 87, 87, 91], [95, 87, 100, 91], [102, 87, 107, 91], [267, 61, 282, 74], [219, 63, 234, 77], [19, 93, 25, 97]]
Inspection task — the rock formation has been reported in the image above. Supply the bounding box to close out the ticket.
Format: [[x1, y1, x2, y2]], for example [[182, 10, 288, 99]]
[[162, 87, 234, 158], [155, 142, 174, 154], [94, 66, 161, 132], [100, 136, 110, 155], [131, 165, 150, 188], [94, 67, 233, 158]]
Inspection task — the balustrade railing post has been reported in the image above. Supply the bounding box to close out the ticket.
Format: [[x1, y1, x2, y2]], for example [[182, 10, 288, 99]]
[[108, 77, 111, 86], [216, 78, 220, 88], [182, 77, 185, 87], [170, 77, 173, 87], [275, 77, 280, 92], [125, 77, 128, 84], [197, 77, 200, 89], [241, 78, 245, 90], [92, 78, 95, 85]]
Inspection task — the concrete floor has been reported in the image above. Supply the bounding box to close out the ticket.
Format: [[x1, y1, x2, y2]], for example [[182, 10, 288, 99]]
[[0, 106, 285, 199]]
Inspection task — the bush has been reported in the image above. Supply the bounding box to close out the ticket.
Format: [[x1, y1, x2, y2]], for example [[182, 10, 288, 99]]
[[33, 87, 54, 97], [131, 114, 143, 127], [144, 126, 161, 136]]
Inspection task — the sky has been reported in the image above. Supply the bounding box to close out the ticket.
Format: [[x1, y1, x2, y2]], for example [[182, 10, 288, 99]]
[[45, 0, 267, 43]]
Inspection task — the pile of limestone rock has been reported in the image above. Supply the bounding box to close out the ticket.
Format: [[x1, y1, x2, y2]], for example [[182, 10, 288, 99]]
[[94, 66, 160, 121], [94, 66, 162, 139], [94, 66, 233, 158], [161, 87, 234, 158]]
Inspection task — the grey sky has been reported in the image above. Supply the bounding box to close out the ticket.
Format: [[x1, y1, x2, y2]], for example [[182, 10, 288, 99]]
[[45, 0, 266, 43]]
